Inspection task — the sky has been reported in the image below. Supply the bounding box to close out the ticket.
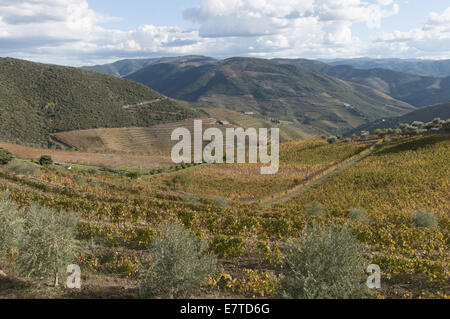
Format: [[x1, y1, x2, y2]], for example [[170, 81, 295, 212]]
[[0, 0, 449, 66]]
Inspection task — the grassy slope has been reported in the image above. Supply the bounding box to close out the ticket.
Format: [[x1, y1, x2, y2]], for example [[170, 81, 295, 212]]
[[0, 58, 200, 147], [125, 57, 415, 135]]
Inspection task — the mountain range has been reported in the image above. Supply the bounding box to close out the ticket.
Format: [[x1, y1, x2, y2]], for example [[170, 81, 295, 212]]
[[321, 58, 450, 78], [274, 58, 450, 107], [123, 57, 414, 135]]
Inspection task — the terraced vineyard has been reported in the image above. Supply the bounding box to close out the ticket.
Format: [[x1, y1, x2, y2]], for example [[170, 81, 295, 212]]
[[0, 134, 448, 298], [52, 118, 225, 154], [151, 140, 367, 201], [52, 108, 311, 155]]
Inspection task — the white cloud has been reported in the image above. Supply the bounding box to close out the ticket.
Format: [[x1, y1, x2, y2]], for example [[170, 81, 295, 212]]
[[375, 6, 450, 58], [1, 0, 449, 65], [377, 0, 393, 6]]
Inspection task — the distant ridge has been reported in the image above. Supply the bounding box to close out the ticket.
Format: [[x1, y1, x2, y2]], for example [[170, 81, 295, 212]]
[[82, 56, 215, 77], [275, 58, 450, 107], [323, 58, 450, 78]]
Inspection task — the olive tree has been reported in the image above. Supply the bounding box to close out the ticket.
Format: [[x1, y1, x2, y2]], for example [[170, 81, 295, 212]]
[[139, 221, 217, 298], [0, 191, 24, 260], [17, 203, 80, 286], [279, 223, 368, 299]]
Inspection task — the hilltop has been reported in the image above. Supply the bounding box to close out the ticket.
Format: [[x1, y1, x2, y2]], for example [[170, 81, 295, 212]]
[[0, 58, 200, 146], [124, 57, 415, 135]]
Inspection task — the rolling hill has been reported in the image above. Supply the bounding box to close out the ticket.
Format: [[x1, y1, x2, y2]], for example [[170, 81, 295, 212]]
[[345, 101, 450, 135], [125, 57, 415, 135], [274, 58, 450, 107], [0, 58, 201, 146]]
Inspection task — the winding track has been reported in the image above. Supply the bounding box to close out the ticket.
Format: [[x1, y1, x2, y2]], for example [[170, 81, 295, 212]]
[[257, 139, 384, 207]]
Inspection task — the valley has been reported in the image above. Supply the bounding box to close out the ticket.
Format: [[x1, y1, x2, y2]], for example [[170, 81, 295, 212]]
[[0, 56, 449, 300]]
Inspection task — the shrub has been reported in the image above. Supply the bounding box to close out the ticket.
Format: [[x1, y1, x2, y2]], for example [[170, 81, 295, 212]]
[[166, 174, 189, 188], [87, 168, 99, 175], [0, 148, 14, 165], [213, 196, 228, 208], [126, 171, 139, 179], [0, 192, 24, 260], [17, 203, 80, 286], [279, 224, 367, 299], [411, 209, 438, 229], [360, 131, 370, 140], [327, 136, 338, 144], [348, 208, 369, 222], [305, 201, 326, 217], [184, 194, 200, 204], [7, 160, 39, 176], [138, 221, 217, 298], [39, 155, 53, 166], [411, 121, 424, 128], [443, 120, 450, 131]]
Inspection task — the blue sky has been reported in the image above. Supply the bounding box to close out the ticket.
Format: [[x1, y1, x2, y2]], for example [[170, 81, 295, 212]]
[[1, 0, 449, 66]]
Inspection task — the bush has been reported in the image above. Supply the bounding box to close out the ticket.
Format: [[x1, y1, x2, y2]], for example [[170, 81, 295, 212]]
[[279, 224, 367, 299], [7, 160, 39, 176], [184, 194, 200, 204], [39, 155, 53, 166], [327, 136, 338, 144], [348, 208, 369, 222], [139, 221, 217, 298], [305, 201, 326, 217], [87, 168, 99, 175], [443, 120, 450, 131], [360, 131, 370, 140], [166, 174, 189, 188], [411, 209, 438, 229], [411, 121, 424, 128], [0, 192, 24, 260], [213, 196, 228, 208], [126, 171, 139, 179], [0, 147, 14, 165], [17, 203, 80, 286]]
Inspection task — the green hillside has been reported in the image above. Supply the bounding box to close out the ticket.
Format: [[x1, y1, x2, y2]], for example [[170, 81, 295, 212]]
[[0, 58, 200, 146], [346, 101, 450, 135], [125, 57, 415, 135], [275, 58, 450, 107]]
